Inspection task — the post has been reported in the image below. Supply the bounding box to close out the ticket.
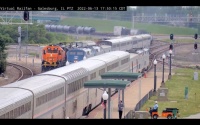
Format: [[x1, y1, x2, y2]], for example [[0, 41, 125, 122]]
[[102, 90, 108, 119], [118, 89, 120, 103], [169, 53, 172, 79], [162, 58, 165, 83], [18, 26, 21, 61], [26, 24, 28, 65], [104, 100, 107, 119], [154, 64, 157, 92], [132, 14, 134, 29], [108, 88, 111, 119], [32, 58, 34, 67], [16, 45, 17, 62], [138, 78, 141, 101], [122, 89, 125, 118]]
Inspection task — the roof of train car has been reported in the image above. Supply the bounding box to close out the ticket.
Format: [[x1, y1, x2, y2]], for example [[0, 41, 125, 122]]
[[102, 51, 130, 59], [0, 75, 65, 109], [118, 37, 133, 43], [143, 48, 149, 51], [100, 39, 121, 45], [75, 40, 96, 46], [79, 48, 92, 52], [42, 64, 88, 79], [0, 88, 32, 110], [88, 53, 118, 64], [129, 53, 138, 59], [69, 59, 106, 71], [67, 48, 86, 52], [133, 35, 143, 40], [136, 49, 144, 54], [100, 45, 112, 49], [139, 34, 151, 38]]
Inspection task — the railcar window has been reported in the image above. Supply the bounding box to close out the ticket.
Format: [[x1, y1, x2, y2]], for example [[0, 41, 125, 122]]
[[10, 110, 13, 119], [67, 76, 88, 94], [0, 114, 5, 118], [36, 87, 64, 107], [121, 58, 129, 65], [77, 52, 84, 55], [90, 72, 96, 80], [99, 68, 105, 75], [0, 101, 32, 119], [107, 62, 119, 71], [133, 41, 136, 45], [5, 112, 9, 119], [21, 105, 24, 115], [69, 52, 76, 55], [75, 81, 78, 91], [16, 107, 19, 117], [73, 82, 75, 92]]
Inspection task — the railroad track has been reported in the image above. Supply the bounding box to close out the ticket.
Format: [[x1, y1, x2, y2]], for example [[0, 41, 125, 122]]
[[7, 62, 34, 82], [147, 42, 193, 72]]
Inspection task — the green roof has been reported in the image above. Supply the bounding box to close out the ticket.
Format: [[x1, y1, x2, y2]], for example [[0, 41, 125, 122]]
[[84, 80, 130, 89], [101, 72, 142, 80]]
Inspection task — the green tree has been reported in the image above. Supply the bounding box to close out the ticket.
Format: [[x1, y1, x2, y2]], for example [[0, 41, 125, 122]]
[[0, 34, 13, 74], [198, 24, 200, 34]]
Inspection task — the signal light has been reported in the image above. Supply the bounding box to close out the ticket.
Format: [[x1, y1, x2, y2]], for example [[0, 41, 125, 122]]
[[170, 34, 173, 40], [194, 43, 198, 49], [169, 44, 173, 50], [194, 33, 198, 39], [23, 11, 29, 21]]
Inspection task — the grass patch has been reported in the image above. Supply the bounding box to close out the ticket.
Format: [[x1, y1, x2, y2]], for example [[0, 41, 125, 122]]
[[59, 17, 197, 35], [140, 68, 200, 118], [47, 32, 98, 44]]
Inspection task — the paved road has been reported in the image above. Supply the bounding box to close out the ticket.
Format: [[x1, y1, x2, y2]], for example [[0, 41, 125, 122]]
[[185, 113, 200, 119]]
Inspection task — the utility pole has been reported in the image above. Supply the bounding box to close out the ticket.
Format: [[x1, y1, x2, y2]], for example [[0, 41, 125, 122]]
[[26, 24, 28, 65], [24, 11, 30, 65], [132, 13, 134, 30], [18, 26, 21, 61]]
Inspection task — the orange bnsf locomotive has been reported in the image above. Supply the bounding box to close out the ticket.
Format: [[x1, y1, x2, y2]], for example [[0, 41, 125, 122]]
[[42, 44, 67, 72]]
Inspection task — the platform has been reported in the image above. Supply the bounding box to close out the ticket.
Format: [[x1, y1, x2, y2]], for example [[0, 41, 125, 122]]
[[86, 71, 170, 119]]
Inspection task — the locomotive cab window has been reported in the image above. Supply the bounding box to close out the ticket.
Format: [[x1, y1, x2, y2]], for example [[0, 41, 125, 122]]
[[43, 50, 46, 54], [53, 48, 58, 53], [58, 50, 61, 55], [70, 52, 76, 55], [77, 52, 83, 55]]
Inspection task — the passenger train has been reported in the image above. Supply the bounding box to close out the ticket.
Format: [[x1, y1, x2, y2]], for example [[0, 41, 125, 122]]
[[66, 34, 152, 64], [67, 41, 104, 64], [0, 50, 149, 119]]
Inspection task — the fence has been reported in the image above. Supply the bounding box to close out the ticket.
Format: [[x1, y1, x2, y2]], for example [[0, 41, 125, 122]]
[[124, 89, 153, 119]]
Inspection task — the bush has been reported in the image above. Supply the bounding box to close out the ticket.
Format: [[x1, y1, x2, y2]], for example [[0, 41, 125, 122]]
[[37, 37, 49, 44], [0, 59, 6, 74]]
